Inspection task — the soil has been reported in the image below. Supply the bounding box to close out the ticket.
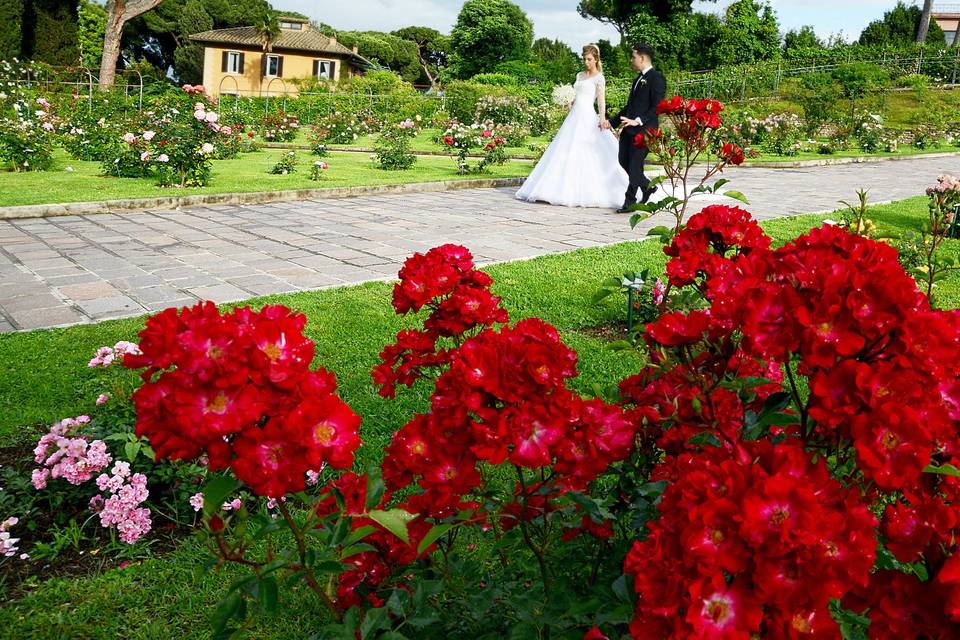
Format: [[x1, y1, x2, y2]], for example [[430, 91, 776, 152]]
[[577, 322, 629, 341]]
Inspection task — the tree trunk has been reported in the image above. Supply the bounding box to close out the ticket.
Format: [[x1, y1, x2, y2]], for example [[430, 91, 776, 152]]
[[417, 53, 437, 90], [98, 0, 164, 89], [917, 0, 935, 44]]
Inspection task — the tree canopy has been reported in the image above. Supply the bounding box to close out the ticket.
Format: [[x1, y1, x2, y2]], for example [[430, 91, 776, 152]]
[[578, 0, 717, 41], [783, 25, 823, 55], [393, 26, 450, 88], [859, 1, 945, 47], [712, 0, 781, 65], [449, 0, 533, 78], [335, 31, 421, 83]]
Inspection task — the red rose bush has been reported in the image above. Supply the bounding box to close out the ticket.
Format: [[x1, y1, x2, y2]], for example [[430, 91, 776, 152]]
[[619, 202, 960, 638]]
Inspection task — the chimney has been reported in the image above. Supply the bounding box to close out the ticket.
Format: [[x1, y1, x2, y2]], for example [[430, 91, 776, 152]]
[[330, 36, 337, 46], [352, 45, 358, 54]]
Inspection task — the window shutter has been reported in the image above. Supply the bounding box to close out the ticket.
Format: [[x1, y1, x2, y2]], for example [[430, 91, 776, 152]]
[[313, 59, 319, 77], [221, 51, 228, 72], [238, 53, 245, 73], [329, 61, 337, 81], [260, 54, 267, 76], [277, 56, 284, 77]]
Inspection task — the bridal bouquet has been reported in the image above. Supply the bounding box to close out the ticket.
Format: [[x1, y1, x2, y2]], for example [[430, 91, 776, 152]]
[[551, 85, 576, 106]]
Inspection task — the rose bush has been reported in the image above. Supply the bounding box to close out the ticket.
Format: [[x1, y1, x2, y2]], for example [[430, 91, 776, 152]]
[[439, 120, 508, 174]]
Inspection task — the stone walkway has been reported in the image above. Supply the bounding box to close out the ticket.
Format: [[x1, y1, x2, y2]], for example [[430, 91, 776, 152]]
[[0, 155, 956, 332]]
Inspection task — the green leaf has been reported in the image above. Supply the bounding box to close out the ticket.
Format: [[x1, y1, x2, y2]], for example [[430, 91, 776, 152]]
[[211, 592, 243, 636], [417, 523, 453, 555], [646, 225, 673, 239], [607, 340, 636, 351], [712, 178, 731, 191], [612, 574, 634, 605], [123, 441, 141, 462], [592, 288, 615, 304], [723, 190, 750, 205], [629, 212, 648, 228], [368, 509, 417, 545], [203, 475, 241, 516], [365, 466, 386, 511], [359, 606, 391, 639], [923, 463, 960, 477], [259, 576, 278, 614], [345, 524, 379, 547]]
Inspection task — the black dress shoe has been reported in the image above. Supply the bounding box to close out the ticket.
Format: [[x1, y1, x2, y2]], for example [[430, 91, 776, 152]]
[[616, 203, 635, 214], [640, 186, 656, 204]]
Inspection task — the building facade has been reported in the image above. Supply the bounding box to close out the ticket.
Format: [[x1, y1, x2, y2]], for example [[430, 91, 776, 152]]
[[933, 4, 960, 46], [190, 17, 373, 97]]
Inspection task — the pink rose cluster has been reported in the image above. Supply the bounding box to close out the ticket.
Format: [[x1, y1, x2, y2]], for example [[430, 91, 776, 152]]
[[90, 461, 151, 544], [31, 416, 110, 489], [927, 174, 960, 195], [88, 340, 141, 368]]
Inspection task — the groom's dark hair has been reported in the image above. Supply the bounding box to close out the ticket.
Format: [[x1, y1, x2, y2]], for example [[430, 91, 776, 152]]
[[632, 43, 654, 59]]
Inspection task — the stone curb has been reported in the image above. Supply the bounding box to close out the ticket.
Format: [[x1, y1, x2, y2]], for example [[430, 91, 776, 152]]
[[0, 177, 527, 220], [741, 150, 960, 169]]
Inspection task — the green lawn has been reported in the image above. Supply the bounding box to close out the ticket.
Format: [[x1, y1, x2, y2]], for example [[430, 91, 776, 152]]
[[1, 194, 956, 638], [0, 148, 532, 208]]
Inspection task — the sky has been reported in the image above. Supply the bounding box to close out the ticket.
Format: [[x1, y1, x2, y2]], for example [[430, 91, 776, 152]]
[[280, 0, 922, 49]]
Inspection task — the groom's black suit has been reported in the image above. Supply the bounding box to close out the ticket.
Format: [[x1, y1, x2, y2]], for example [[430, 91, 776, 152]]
[[608, 67, 667, 206]]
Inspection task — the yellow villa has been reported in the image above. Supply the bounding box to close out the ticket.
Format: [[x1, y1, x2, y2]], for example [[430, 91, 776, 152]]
[[189, 16, 373, 98]]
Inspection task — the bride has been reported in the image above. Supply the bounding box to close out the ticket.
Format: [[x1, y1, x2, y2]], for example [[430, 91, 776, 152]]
[[515, 44, 628, 209]]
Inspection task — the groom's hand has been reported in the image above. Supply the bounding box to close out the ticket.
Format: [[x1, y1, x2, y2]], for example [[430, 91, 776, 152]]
[[620, 116, 641, 127]]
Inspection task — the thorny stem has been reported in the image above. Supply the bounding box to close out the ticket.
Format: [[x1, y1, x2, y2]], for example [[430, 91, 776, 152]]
[[277, 502, 343, 622], [514, 466, 552, 613]]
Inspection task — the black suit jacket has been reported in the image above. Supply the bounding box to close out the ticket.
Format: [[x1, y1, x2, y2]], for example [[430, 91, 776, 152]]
[[609, 68, 667, 137]]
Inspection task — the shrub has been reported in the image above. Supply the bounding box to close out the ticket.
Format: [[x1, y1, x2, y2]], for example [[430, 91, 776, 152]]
[[314, 111, 379, 144], [269, 150, 298, 174], [309, 160, 329, 181], [0, 99, 56, 171], [374, 118, 419, 170], [443, 80, 508, 123], [305, 125, 329, 156], [259, 111, 299, 143], [439, 120, 508, 173]]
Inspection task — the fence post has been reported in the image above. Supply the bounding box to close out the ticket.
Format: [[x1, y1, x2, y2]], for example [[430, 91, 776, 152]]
[[741, 75, 747, 101], [773, 61, 782, 96]]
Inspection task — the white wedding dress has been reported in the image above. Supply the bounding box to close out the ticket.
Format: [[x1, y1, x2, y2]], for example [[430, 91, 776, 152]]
[[516, 72, 628, 208]]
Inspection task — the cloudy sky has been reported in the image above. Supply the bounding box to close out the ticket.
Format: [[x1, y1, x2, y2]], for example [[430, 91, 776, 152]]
[[280, 0, 919, 48]]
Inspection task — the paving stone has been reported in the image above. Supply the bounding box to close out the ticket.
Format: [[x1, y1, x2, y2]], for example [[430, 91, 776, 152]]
[[7, 305, 87, 330], [2, 156, 957, 333], [57, 281, 122, 301], [187, 283, 251, 303], [74, 296, 143, 316]]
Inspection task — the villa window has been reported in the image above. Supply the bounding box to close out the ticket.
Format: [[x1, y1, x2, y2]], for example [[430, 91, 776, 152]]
[[222, 51, 243, 74], [264, 54, 283, 77], [314, 60, 337, 80]]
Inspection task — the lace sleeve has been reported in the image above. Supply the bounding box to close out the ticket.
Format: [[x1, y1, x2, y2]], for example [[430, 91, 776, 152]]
[[596, 75, 606, 121]]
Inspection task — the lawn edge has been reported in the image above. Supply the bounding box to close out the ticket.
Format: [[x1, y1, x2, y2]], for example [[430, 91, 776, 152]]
[[0, 177, 527, 220]]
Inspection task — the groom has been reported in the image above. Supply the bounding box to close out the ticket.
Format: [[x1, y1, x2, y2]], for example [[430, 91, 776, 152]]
[[601, 43, 667, 213]]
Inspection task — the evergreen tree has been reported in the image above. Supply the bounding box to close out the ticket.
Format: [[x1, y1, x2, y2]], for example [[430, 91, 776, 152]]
[[0, 0, 22, 60], [859, 1, 945, 47], [713, 0, 781, 65], [449, 0, 532, 78]]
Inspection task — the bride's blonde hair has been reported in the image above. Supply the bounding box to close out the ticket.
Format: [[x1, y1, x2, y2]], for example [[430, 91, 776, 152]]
[[582, 44, 602, 73]]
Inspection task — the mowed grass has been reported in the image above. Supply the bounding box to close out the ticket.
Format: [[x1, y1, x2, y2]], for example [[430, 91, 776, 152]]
[[0, 195, 955, 638], [0, 147, 532, 208]]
